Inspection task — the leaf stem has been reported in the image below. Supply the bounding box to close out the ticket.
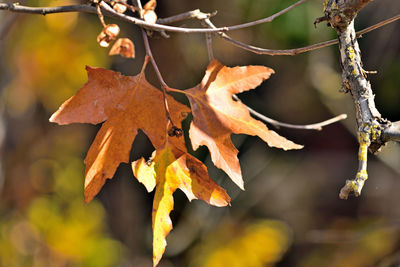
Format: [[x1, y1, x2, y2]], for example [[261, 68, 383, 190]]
[[205, 32, 214, 61], [138, 1, 173, 126], [96, 1, 107, 27]]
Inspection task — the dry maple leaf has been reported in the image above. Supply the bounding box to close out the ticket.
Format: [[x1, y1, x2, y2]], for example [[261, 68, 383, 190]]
[[186, 59, 303, 189], [132, 135, 230, 266], [50, 66, 190, 202]]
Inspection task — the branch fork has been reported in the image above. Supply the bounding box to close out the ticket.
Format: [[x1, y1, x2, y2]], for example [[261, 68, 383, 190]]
[[319, 0, 400, 199]]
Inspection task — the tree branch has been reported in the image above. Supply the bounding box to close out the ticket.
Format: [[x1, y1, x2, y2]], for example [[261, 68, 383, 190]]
[[0, 0, 306, 34], [203, 14, 400, 56], [156, 9, 216, 25], [1, 2, 398, 57], [320, 0, 399, 199]]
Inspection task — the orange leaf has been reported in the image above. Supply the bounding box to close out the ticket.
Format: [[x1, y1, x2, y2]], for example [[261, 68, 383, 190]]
[[109, 38, 135, 58], [50, 67, 189, 202], [186, 59, 303, 189], [132, 135, 230, 266]]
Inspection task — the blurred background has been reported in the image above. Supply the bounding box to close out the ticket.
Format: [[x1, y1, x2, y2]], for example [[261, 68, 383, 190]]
[[0, 0, 400, 266]]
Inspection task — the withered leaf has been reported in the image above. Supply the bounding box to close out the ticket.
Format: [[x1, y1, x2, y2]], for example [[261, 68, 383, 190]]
[[50, 67, 189, 202], [132, 135, 230, 266], [186, 59, 303, 189]]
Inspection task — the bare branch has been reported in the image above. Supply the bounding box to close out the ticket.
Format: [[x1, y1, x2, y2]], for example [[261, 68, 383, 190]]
[[157, 9, 216, 25], [135, 0, 176, 128], [2, 2, 398, 57], [205, 32, 214, 60], [320, 0, 400, 199], [0, 3, 96, 15], [382, 121, 400, 142], [223, 0, 307, 31], [0, 0, 306, 34], [356, 14, 400, 37], [203, 14, 400, 56], [232, 95, 347, 130], [0, 2, 227, 33]]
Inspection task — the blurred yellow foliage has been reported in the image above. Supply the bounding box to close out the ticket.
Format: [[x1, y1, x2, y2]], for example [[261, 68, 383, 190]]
[[0, 128, 125, 266], [0, 3, 123, 264], [190, 220, 292, 267], [4, 0, 109, 116], [299, 220, 400, 267]]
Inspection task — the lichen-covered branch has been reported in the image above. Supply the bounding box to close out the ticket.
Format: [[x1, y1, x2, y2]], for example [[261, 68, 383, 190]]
[[320, 0, 399, 199]]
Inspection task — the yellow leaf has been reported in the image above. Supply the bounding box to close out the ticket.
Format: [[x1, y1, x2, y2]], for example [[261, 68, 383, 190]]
[[132, 137, 230, 266]]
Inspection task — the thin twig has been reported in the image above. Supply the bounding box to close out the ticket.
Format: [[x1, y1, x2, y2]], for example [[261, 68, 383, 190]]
[[136, 0, 173, 126], [167, 88, 347, 130], [156, 9, 214, 24], [141, 29, 168, 89], [0, 3, 224, 33], [232, 95, 347, 130], [0, 1, 306, 33], [157, 0, 305, 27], [1, 2, 398, 54], [134, 0, 143, 10], [205, 32, 214, 60], [225, 0, 307, 31], [200, 19, 214, 60], [203, 13, 400, 55], [356, 14, 400, 37]]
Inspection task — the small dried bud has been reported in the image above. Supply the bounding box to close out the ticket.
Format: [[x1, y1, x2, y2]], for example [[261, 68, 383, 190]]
[[97, 24, 120, 48], [143, 10, 157, 24], [168, 126, 183, 137], [109, 38, 135, 58], [143, 0, 157, 11], [112, 3, 127, 14]]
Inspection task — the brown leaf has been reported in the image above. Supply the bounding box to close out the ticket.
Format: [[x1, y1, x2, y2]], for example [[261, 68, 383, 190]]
[[132, 135, 230, 266], [50, 67, 189, 202], [97, 24, 120, 47], [186, 59, 303, 189], [109, 38, 135, 58]]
